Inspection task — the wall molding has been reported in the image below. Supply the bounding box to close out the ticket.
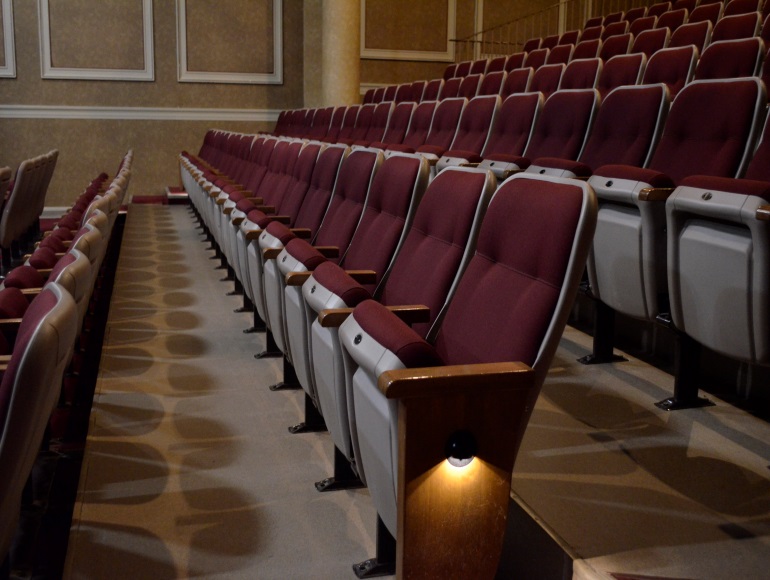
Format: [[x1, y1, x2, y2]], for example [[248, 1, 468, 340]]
[[176, 0, 283, 84], [0, 105, 281, 122], [360, 0, 456, 62], [0, 0, 15, 78], [38, 0, 155, 81]]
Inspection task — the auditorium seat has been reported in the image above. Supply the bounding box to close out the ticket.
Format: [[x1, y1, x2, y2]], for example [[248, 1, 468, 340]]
[[308, 107, 334, 141], [435, 94, 501, 171], [669, 20, 713, 51], [382, 85, 397, 102], [500, 67, 533, 97], [339, 103, 376, 145], [370, 101, 415, 149], [529, 63, 565, 99], [354, 101, 394, 147], [477, 70, 506, 95], [486, 56, 506, 73], [457, 73, 483, 99], [305, 166, 494, 492], [694, 37, 765, 79], [657, 7, 689, 31], [630, 14, 658, 36], [710, 11, 762, 40], [362, 89, 375, 104], [632, 26, 671, 56], [475, 91, 540, 179], [409, 80, 426, 102], [454, 60, 472, 78], [339, 172, 596, 577], [386, 100, 437, 153], [581, 25, 604, 41], [688, 1, 724, 25], [393, 83, 412, 103], [421, 78, 443, 101], [600, 32, 634, 59], [583, 78, 765, 396], [604, 11, 625, 25], [259, 149, 382, 356], [585, 16, 604, 28], [541, 34, 560, 50], [504, 52, 526, 71], [597, 53, 646, 97], [438, 77, 461, 99], [244, 145, 349, 328], [674, 0, 698, 11], [648, 1, 674, 18], [372, 87, 386, 104], [523, 47, 549, 70], [278, 153, 429, 392], [442, 63, 456, 80], [546, 43, 574, 64], [559, 29, 581, 44], [401, 97, 467, 161], [560, 58, 602, 90], [528, 83, 669, 178], [602, 20, 630, 39], [522, 37, 542, 52], [625, 6, 648, 23], [642, 45, 698, 96], [335, 106, 361, 144], [573, 38, 603, 59], [0, 282, 78, 571], [469, 58, 488, 75], [325, 106, 347, 143], [724, 0, 763, 15]]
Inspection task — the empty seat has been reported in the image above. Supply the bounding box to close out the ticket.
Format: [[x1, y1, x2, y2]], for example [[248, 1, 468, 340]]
[[581, 25, 604, 41], [602, 20, 630, 39], [325, 106, 347, 143], [504, 52, 526, 71], [354, 102, 394, 147], [524, 48, 549, 70], [711, 11, 762, 40], [642, 44, 698, 96], [573, 38, 603, 59], [625, 7, 648, 23], [674, 0, 698, 11], [604, 11, 625, 25], [436, 95, 502, 170], [457, 73, 483, 99], [724, 0, 763, 15], [529, 63, 565, 99], [541, 34, 560, 50], [478, 92, 543, 179], [546, 43, 574, 64], [648, 1, 674, 18], [560, 58, 602, 90], [303, 167, 495, 480], [409, 80, 426, 102], [340, 172, 597, 577], [370, 102, 414, 149], [470, 58, 488, 75], [501, 67, 533, 97], [438, 77, 461, 99], [387, 100, 437, 153], [522, 37, 542, 52], [442, 63, 457, 80], [410, 97, 468, 160], [657, 7, 689, 30], [362, 89, 375, 104], [669, 20, 713, 51], [630, 15, 658, 35], [421, 78, 443, 101], [584, 78, 765, 395], [694, 37, 765, 79], [335, 106, 361, 144], [393, 83, 412, 103], [689, 1, 724, 24], [597, 53, 647, 97], [308, 107, 334, 141], [486, 56, 506, 73], [585, 16, 604, 28], [559, 29, 581, 44], [632, 26, 671, 57], [454, 60, 472, 77], [477, 70, 506, 95], [382, 85, 397, 102], [600, 32, 634, 59]]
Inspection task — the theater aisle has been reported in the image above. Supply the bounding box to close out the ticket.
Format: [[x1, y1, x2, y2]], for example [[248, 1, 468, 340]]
[[64, 204, 381, 579]]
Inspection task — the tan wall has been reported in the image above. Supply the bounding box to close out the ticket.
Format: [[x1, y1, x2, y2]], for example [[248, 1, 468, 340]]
[[0, 0, 302, 204]]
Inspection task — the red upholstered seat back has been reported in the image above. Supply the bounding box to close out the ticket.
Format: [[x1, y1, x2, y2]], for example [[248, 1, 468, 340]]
[[325, 106, 347, 143], [433, 176, 586, 366], [711, 10, 761, 40], [524, 48, 549, 70], [600, 33, 633, 60], [308, 107, 334, 141], [243, 137, 275, 193], [482, 92, 542, 159], [421, 97, 466, 151], [632, 27, 670, 57], [341, 155, 427, 289], [560, 58, 601, 90], [530, 64, 565, 99], [410, 81, 426, 102], [649, 78, 765, 182], [478, 71, 506, 96], [379, 102, 415, 147], [501, 68, 533, 97], [579, 84, 668, 170], [394, 84, 412, 103], [359, 102, 393, 144], [379, 168, 492, 337], [656, 8, 688, 31], [523, 89, 598, 162], [573, 38, 602, 59], [504, 52, 525, 72], [313, 149, 380, 257], [745, 114, 770, 181], [642, 45, 697, 96], [689, 2, 724, 24], [336, 105, 360, 143], [421, 79, 443, 101], [695, 38, 764, 80], [399, 101, 436, 150], [0, 287, 30, 318], [274, 143, 321, 224], [546, 43, 574, 65], [447, 96, 499, 155], [439, 77, 461, 99], [293, 145, 347, 234]]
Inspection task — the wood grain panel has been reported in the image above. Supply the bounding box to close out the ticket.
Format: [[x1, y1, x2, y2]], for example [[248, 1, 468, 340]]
[[364, 0, 448, 52]]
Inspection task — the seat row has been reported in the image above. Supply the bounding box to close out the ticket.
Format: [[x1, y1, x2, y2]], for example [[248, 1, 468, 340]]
[[288, 33, 768, 148], [0, 152, 133, 574], [181, 141, 597, 576], [178, 73, 770, 573], [0, 150, 59, 274]]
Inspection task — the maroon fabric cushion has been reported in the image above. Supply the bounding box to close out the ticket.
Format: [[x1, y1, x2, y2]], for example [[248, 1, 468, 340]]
[[385, 144, 417, 154], [28, 248, 59, 270], [235, 198, 256, 213], [284, 238, 328, 270], [434, 177, 584, 366], [679, 175, 770, 202], [247, 209, 272, 229], [39, 235, 68, 252], [593, 165, 675, 188], [4, 265, 46, 289], [57, 214, 81, 231], [311, 261, 371, 307], [351, 300, 444, 368], [482, 153, 531, 169], [416, 144, 448, 157], [49, 227, 75, 241], [0, 287, 30, 317], [442, 149, 483, 164], [524, 90, 597, 162], [265, 220, 296, 246]]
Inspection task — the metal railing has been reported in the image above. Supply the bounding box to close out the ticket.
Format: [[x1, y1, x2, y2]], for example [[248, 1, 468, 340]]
[[451, 0, 658, 62]]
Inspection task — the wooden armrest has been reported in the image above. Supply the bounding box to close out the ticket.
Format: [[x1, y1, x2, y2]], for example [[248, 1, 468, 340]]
[[245, 229, 264, 240], [270, 215, 291, 224], [0, 318, 23, 329], [254, 205, 276, 214], [0, 354, 10, 362], [21, 288, 42, 296], [379, 361, 534, 399], [223, 206, 234, 214], [461, 162, 480, 168], [639, 187, 675, 202], [757, 205, 770, 221], [314, 246, 339, 258], [346, 270, 377, 284], [37, 269, 52, 277], [319, 304, 429, 328], [285, 271, 313, 286], [263, 247, 283, 260], [291, 228, 312, 239], [231, 216, 245, 225], [216, 197, 227, 205]]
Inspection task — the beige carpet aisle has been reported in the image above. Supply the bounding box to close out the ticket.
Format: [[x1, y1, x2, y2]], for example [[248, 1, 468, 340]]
[[65, 204, 381, 579]]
